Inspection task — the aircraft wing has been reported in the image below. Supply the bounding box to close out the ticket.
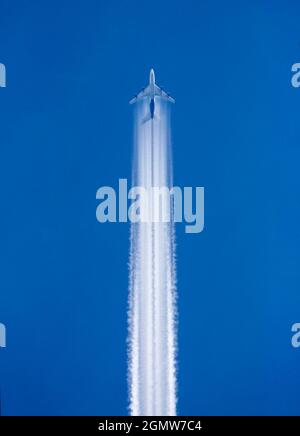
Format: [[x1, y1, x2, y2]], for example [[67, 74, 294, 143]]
[[154, 84, 175, 103], [129, 84, 175, 104], [129, 85, 151, 104]]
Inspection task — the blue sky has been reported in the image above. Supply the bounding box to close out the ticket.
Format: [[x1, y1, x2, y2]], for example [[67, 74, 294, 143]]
[[0, 0, 300, 415]]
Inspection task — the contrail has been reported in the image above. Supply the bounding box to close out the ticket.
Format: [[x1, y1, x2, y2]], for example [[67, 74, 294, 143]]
[[128, 70, 177, 416]]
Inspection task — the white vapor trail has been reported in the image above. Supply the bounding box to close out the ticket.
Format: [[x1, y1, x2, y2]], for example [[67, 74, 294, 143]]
[[128, 97, 177, 416]]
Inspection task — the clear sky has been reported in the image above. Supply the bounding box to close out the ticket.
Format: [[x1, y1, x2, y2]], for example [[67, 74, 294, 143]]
[[0, 0, 300, 415]]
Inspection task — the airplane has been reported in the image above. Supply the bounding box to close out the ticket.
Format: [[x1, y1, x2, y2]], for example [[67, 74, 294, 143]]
[[129, 69, 175, 120]]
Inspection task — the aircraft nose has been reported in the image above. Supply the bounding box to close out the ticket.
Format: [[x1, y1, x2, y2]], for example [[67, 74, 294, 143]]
[[150, 68, 155, 84]]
